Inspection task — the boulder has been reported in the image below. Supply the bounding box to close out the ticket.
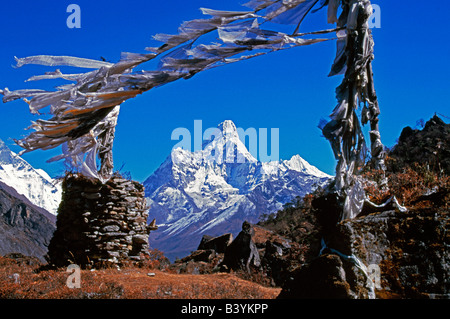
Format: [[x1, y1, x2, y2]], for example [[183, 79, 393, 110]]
[[331, 208, 450, 298], [279, 207, 450, 299], [278, 254, 352, 299], [221, 221, 261, 272]]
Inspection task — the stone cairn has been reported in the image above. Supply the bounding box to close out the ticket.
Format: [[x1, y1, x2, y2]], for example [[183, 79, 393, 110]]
[[46, 173, 157, 268]]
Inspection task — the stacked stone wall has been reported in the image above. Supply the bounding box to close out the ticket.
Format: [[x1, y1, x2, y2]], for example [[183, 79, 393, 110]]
[[47, 174, 155, 268]]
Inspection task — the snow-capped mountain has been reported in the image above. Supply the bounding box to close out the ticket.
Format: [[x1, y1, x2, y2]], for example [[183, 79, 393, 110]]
[[144, 120, 331, 260], [0, 139, 62, 215]]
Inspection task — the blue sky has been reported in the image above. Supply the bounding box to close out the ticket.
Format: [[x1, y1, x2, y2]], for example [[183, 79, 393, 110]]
[[0, 0, 449, 182]]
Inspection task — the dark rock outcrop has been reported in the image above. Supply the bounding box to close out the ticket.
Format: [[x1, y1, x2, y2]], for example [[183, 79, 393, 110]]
[[173, 221, 298, 288], [279, 206, 450, 299], [388, 115, 450, 174], [278, 254, 352, 299], [170, 235, 228, 274], [197, 233, 233, 254], [333, 208, 450, 298], [171, 223, 264, 271], [221, 221, 261, 272]]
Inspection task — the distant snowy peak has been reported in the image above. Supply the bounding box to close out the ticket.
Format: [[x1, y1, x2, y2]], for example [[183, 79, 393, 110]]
[[171, 119, 257, 167], [144, 120, 332, 260], [209, 120, 257, 164], [217, 119, 237, 135], [0, 139, 62, 215], [146, 120, 332, 196], [281, 154, 331, 178]]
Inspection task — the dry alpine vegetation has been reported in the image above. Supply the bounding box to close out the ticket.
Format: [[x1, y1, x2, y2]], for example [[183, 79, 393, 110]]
[[0, 254, 280, 299]]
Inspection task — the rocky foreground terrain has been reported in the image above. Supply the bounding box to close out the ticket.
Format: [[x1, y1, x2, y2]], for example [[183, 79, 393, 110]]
[[0, 253, 279, 299]]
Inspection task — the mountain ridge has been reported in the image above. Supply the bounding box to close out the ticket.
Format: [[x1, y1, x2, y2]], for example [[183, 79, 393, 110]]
[[0, 180, 56, 261], [0, 139, 62, 215]]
